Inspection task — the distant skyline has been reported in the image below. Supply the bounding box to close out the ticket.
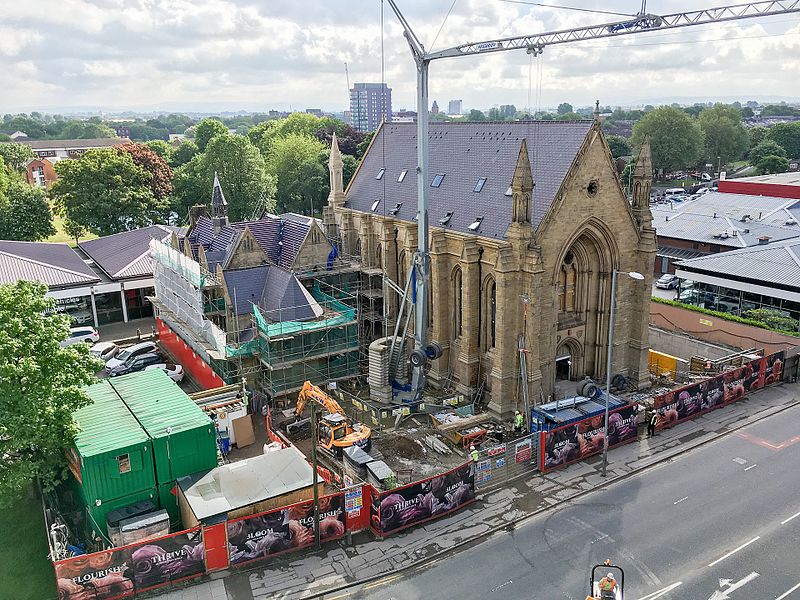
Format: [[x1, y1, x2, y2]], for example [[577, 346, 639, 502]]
[[1, 1, 799, 114]]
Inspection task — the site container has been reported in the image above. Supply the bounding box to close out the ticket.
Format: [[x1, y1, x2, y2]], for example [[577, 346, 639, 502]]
[[109, 369, 217, 485], [87, 488, 158, 541], [71, 381, 156, 517]]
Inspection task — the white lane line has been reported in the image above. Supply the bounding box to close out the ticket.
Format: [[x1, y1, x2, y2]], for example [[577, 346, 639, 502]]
[[744, 464, 758, 471], [708, 536, 760, 567], [776, 581, 800, 600], [781, 510, 800, 525], [638, 582, 683, 599], [673, 496, 689, 505]]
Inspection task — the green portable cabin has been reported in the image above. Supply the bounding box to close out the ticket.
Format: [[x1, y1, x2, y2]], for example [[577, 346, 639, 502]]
[[72, 381, 157, 536], [109, 369, 218, 485]]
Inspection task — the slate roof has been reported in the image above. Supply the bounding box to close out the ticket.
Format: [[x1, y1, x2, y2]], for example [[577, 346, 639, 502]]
[[79, 225, 176, 279], [21, 138, 130, 150], [676, 238, 800, 290], [346, 120, 595, 238], [0, 241, 99, 288], [224, 265, 323, 322]]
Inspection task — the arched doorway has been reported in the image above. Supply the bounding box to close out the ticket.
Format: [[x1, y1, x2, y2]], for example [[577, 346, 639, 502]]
[[555, 341, 572, 381]]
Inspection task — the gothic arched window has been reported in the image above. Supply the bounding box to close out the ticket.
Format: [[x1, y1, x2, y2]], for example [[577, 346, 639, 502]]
[[452, 266, 463, 338], [483, 276, 497, 349], [559, 251, 578, 313]]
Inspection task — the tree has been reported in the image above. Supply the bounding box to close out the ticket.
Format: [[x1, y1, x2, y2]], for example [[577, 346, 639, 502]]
[[58, 121, 116, 139], [0, 281, 100, 504], [761, 104, 800, 117], [741, 107, 754, 118], [171, 140, 198, 167], [116, 142, 174, 201], [557, 102, 573, 115], [555, 111, 583, 121], [466, 109, 486, 122], [173, 134, 276, 221], [767, 122, 800, 159], [698, 104, 749, 164], [52, 148, 168, 236], [755, 154, 789, 175], [606, 135, 632, 158], [749, 126, 768, 147], [0, 142, 34, 172], [248, 120, 280, 156], [0, 181, 55, 241], [343, 154, 358, 189], [313, 123, 365, 157], [632, 106, 704, 173], [266, 134, 327, 214], [145, 140, 174, 162], [194, 118, 228, 152], [748, 140, 787, 166], [356, 131, 375, 159]]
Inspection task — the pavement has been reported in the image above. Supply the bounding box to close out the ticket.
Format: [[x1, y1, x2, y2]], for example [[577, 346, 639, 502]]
[[97, 317, 157, 343], [154, 382, 798, 600]]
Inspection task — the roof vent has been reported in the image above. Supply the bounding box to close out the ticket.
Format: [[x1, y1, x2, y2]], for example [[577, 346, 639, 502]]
[[389, 203, 402, 216], [743, 228, 750, 233], [720, 231, 729, 239], [740, 214, 751, 222], [370, 199, 381, 212], [439, 211, 454, 226], [758, 236, 771, 244], [713, 212, 717, 218], [712, 233, 722, 239], [786, 218, 798, 225], [468, 217, 483, 231]]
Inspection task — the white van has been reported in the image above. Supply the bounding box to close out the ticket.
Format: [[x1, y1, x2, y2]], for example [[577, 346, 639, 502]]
[[664, 187, 685, 196]]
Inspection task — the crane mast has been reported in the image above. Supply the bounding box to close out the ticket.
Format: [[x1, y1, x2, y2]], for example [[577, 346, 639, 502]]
[[383, 0, 800, 404]]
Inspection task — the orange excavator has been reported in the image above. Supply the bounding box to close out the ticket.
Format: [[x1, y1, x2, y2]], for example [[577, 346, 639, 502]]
[[288, 381, 372, 456]]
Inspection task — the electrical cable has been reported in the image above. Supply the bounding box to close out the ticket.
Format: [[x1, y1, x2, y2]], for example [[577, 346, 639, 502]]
[[495, 0, 635, 18], [431, 0, 459, 50]]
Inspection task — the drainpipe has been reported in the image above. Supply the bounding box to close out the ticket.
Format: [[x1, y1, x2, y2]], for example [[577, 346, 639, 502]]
[[477, 246, 484, 349]]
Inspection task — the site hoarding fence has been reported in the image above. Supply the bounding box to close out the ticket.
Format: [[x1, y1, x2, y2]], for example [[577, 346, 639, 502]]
[[539, 403, 640, 473], [474, 433, 539, 491], [54, 527, 204, 600], [654, 351, 785, 431], [226, 493, 347, 568], [370, 462, 476, 537]]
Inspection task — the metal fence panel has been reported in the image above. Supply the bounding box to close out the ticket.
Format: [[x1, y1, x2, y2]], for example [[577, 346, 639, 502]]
[[474, 432, 538, 491]]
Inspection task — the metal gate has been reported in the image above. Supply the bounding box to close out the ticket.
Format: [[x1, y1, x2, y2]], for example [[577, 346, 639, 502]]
[[474, 433, 539, 491]]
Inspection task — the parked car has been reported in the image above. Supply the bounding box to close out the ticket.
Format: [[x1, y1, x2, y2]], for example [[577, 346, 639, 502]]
[[656, 274, 680, 290], [90, 341, 120, 361], [105, 341, 159, 371], [108, 352, 164, 377], [145, 363, 185, 383], [60, 326, 100, 347]]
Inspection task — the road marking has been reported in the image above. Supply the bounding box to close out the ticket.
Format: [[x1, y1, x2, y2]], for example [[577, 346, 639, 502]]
[[781, 510, 800, 525], [673, 496, 689, 505], [590, 534, 609, 544], [744, 464, 758, 471], [776, 581, 800, 599], [708, 536, 760, 567], [735, 431, 800, 451], [638, 582, 683, 599], [491, 580, 513, 592], [363, 575, 401, 590], [707, 572, 759, 599], [733, 457, 747, 464]]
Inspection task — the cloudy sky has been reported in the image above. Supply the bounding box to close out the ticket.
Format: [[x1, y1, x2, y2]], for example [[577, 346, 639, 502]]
[[1, 0, 799, 114]]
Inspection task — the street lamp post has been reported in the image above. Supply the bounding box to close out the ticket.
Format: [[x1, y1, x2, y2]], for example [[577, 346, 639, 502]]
[[602, 269, 645, 477]]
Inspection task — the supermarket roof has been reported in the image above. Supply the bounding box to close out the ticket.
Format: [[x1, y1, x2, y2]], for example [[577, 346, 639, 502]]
[[108, 369, 212, 438], [178, 447, 313, 520], [74, 381, 149, 456]]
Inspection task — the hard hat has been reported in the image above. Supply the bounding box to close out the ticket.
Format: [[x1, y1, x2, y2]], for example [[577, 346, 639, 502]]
[[607, 573, 615, 579], [470, 445, 475, 450], [515, 410, 520, 414]]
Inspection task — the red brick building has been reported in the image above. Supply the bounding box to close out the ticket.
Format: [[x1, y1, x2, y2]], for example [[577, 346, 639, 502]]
[[24, 157, 58, 189]]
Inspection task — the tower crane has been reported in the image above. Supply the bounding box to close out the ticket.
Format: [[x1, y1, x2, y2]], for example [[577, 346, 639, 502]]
[[383, 0, 800, 404]]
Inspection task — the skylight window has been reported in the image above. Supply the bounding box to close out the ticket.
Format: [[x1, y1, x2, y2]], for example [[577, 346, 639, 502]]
[[398, 170, 408, 182], [389, 203, 402, 216], [473, 177, 487, 193], [468, 217, 483, 231], [439, 211, 454, 226], [371, 199, 381, 212], [376, 168, 385, 180], [505, 186, 513, 196], [431, 174, 445, 188]]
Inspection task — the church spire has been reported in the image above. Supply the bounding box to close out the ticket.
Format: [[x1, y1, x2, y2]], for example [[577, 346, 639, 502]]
[[632, 136, 654, 228], [327, 132, 346, 207], [593, 99, 601, 123], [211, 172, 229, 233], [511, 138, 534, 224]]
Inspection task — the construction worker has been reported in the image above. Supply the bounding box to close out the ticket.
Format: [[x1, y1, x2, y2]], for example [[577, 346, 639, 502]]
[[598, 572, 617, 599], [469, 445, 479, 462], [513, 410, 524, 436]]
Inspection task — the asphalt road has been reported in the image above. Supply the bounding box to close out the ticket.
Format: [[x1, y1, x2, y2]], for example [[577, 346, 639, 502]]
[[338, 402, 800, 600]]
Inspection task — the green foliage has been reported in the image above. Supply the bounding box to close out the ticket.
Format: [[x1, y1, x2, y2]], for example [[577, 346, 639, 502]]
[[194, 118, 228, 152], [761, 104, 800, 117], [557, 102, 573, 115], [698, 104, 749, 164], [59, 121, 116, 139], [0, 181, 55, 241], [606, 135, 632, 159], [356, 130, 375, 159], [343, 154, 358, 189], [466, 109, 486, 122], [555, 111, 583, 121], [0, 281, 101, 505], [652, 296, 800, 337], [0, 142, 35, 172], [248, 120, 280, 156], [748, 140, 787, 166], [128, 123, 169, 141], [52, 148, 168, 236], [741, 107, 755, 118], [313, 123, 365, 157], [755, 154, 790, 175], [766, 122, 800, 159], [173, 134, 276, 221], [742, 308, 798, 331], [0, 134, 11, 142], [266, 134, 327, 214], [171, 140, 198, 167], [632, 106, 704, 172], [749, 126, 768, 147], [145, 139, 174, 162]]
